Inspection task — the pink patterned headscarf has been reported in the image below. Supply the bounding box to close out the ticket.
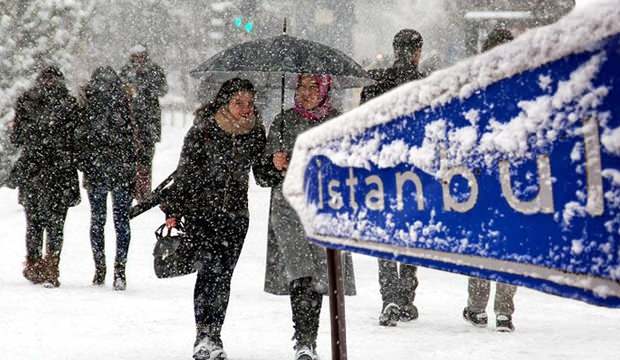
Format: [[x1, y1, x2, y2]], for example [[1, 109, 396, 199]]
[[293, 74, 333, 122]]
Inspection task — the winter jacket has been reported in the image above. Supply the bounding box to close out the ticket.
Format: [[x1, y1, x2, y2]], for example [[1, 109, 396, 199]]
[[10, 83, 81, 208], [360, 61, 425, 104], [119, 59, 167, 152], [77, 72, 137, 190], [261, 109, 356, 295], [161, 112, 267, 220]]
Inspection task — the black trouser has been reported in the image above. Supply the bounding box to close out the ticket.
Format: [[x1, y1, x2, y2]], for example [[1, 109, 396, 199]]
[[378, 259, 418, 307], [24, 200, 68, 260], [290, 277, 323, 349], [88, 184, 132, 269], [192, 213, 249, 347]]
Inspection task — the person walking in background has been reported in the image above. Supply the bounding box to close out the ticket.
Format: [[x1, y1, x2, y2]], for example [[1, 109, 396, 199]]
[[77, 66, 137, 290], [360, 29, 426, 327], [9, 65, 81, 288], [119, 44, 167, 202], [463, 27, 517, 333], [260, 74, 356, 360], [161, 78, 268, 360]]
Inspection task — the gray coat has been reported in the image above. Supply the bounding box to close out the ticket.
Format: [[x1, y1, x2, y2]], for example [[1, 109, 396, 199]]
[[262, 108, 356, 296]]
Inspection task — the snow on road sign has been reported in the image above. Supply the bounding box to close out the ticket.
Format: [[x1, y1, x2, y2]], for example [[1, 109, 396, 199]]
[[284, 1, 620, 307]]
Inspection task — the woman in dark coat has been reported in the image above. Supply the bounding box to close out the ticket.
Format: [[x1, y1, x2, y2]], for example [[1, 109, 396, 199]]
[[161, 78, 267, 360], [10, 65, 81, 288], [77, 66, 137, 290], [262, 74, 355, 360]]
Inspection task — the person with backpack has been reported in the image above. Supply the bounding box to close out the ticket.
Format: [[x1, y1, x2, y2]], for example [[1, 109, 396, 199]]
[[77, 66, 137, 290], [119, 45, 168, 202], [10, 65, 81, 288], [161, 78, 268, 360]]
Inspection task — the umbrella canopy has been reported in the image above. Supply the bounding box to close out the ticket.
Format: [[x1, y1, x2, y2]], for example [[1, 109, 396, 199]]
[[190, 34, 372, 89]]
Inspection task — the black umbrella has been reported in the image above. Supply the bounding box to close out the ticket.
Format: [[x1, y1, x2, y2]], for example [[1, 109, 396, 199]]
[[190, 23, 372, 112]]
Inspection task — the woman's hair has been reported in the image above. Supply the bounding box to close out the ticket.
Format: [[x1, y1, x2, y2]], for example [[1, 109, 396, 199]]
[[36, 65, 64, 85], [195, 78, 256, 119], [90, 66, 123, 91], [87, 66, 125, 108]]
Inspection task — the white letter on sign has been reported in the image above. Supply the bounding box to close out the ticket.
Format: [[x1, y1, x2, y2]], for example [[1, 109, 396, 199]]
[[499, 155, 554, 214], [441, 166, 479, 213], [583, 117, 604, 216], [396, 171, 425, 211], [317, 160, 324, 209], [365, 175, 385, 211], [328, 180, 343, 209], [346, 168, 359, 209]]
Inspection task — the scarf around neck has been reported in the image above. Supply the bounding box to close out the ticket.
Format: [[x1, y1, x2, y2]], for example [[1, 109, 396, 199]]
[[214, 106, 255, 136]]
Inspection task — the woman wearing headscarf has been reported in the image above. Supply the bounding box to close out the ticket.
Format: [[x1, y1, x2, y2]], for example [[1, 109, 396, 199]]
[[77, 66, 136, 290], [260, 74, 356, 360], [161, 78, 268, 360], [10, 65, 81, 288]]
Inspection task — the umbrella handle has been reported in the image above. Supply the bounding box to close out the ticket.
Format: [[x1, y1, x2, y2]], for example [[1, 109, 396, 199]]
[[279, 72, 286, 149]]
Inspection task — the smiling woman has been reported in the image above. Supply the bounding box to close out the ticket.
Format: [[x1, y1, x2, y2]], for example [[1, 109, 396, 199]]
[[259, 73, 356, 360], [159, 78, 269, 360]]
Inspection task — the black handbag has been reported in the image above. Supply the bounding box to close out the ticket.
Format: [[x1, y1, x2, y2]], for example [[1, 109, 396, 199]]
[[153, 220, 197, 278]]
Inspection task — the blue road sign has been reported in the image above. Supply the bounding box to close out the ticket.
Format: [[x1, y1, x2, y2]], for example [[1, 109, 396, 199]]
[[284, 7, 620, 307]]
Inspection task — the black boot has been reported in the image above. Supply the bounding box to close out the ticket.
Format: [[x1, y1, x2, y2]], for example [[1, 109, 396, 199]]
[[463, 307, 488, 328], [290, 278, 322, 357], [496, 314, 515, 332], [92, 262, 106, 286], [113, 262, 126, 291], [379, 302, 400, 326]]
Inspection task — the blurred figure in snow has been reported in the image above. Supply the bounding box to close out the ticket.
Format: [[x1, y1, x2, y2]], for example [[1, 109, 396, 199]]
[[360, 28, 426, 327], [260, 74, 356, 360], [119, 44, 168, 202], [9, 65, 81, 288], [463, 27, 517, 333], [77, 66, 137, 290]]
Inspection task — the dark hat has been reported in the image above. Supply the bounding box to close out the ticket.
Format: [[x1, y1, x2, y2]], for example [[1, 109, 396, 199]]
[[393, 29, 424, 52], [482, 28, 514, 52]]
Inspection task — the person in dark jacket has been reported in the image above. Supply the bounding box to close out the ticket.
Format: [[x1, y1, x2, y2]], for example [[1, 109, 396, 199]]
[[360, 29, 426, 327], [10, 65, 81, 288], [161, 78, 267, 360], [261, 74, 356, 360], [463, 28, 518, 333], [77, 66, 137, 290], [119, 45, 168, 202]]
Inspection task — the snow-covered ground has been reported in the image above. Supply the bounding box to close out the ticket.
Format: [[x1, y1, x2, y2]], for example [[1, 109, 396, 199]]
[[1, 122, 619, 360]]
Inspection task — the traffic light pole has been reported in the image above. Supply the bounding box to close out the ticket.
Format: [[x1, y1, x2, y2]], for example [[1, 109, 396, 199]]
[[326, 249, 348, 360]]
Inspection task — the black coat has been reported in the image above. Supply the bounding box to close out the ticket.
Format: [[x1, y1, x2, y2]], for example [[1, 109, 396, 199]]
[[10, 83, 81, 208], [360, 61, 425, 104], [77, 76, 137, 190], [119, 60, 168, 150], [162, 114, 268, 219]]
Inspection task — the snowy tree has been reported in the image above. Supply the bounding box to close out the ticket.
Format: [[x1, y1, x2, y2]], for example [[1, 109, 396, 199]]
[[0, 0, 94, 185]]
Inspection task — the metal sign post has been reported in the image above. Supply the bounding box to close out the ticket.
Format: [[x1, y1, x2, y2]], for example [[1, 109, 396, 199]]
[[326, 249, 347, 360]]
